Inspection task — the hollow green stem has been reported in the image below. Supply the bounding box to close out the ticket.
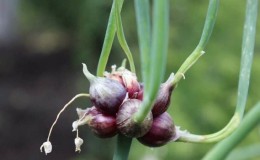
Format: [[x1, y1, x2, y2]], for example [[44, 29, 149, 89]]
[[202, 1, 259, 158], [115, 0, 136, 73], [113, 134, 132, 160], [172, 0, 219, 86], [134, 0, 151, 87], [134, 0, 169, 123], [226, 143, 260, 160], [203, 102, 260, 160], [235, 0, 258, 118], [176, 113, 240, 143], [176, 0, 257, 144], [96, 0, 124, 76]]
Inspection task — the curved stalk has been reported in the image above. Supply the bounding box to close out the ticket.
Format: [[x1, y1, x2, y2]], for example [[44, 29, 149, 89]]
[[115, 0, 136, 73], [40, 93, 89, 155], [47, 93, 89, 142], [176, 0, 257, 144], [176, 113, 240, 143], [203, 102, 260, 160], [172, 0, 219, 86], [202, 1, 258, 158], [96, 0, 124, 76]]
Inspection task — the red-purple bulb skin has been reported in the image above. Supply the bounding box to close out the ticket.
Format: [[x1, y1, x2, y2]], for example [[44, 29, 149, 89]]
[[87, 107, 117, 138], [89, 77, 126, 115], [137, 112, 175, 147], [136, 82, 174, 117], [136, 83, 143, 100], [121, 70, 140, 98], [105, 67, 140, 98], [83, 63, 127, 115], [116, 99, 153, 138], [152, 83, 174, 117]]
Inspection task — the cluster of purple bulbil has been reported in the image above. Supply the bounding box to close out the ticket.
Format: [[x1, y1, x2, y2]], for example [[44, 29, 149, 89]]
[[40, 63, 179, 155], [75, 63, 177, 147]]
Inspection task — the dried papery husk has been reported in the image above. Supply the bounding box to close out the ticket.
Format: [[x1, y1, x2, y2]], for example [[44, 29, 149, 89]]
[[105, 65, 140, 98]]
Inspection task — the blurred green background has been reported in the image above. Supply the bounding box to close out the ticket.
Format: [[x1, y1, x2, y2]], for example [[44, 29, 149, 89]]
[[0, 0, 259, 160]]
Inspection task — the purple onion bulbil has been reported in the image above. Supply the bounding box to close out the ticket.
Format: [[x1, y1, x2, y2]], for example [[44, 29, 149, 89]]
[[137, 79, 174, 117], [87, 107, 117, 138], [137, 112, 176, 147], [152, 82, 174, 117], [152, 73, 175, 116], [89, 78, 126, 115], [116, 99, 153, 138], [83, 63, 127, 115]]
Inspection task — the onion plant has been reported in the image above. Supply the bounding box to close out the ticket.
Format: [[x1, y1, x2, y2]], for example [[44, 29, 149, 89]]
[[40, 0, 259, 159]]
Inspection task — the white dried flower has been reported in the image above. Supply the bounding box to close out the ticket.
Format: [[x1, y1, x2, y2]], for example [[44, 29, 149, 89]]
[[72, 121, 79, 132], [40, 141, 52, 155], [74, 137, 84, 153]]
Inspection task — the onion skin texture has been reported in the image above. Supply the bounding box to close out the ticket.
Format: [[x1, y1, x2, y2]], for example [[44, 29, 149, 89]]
[[121, 70, 140, 98], [80, 106, 118, 138], [116, 99, 153, 138], [89, 77, 126, 115], [137, 112, 176, 147], [106, 73, 124, 85], [89, 113, 117, 138], [137, 83, 143, 100], [83, 63, 127, 115], [152, 83, 174, 117], [105, 67, 140, 98], [136, 82, 174, 117]]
